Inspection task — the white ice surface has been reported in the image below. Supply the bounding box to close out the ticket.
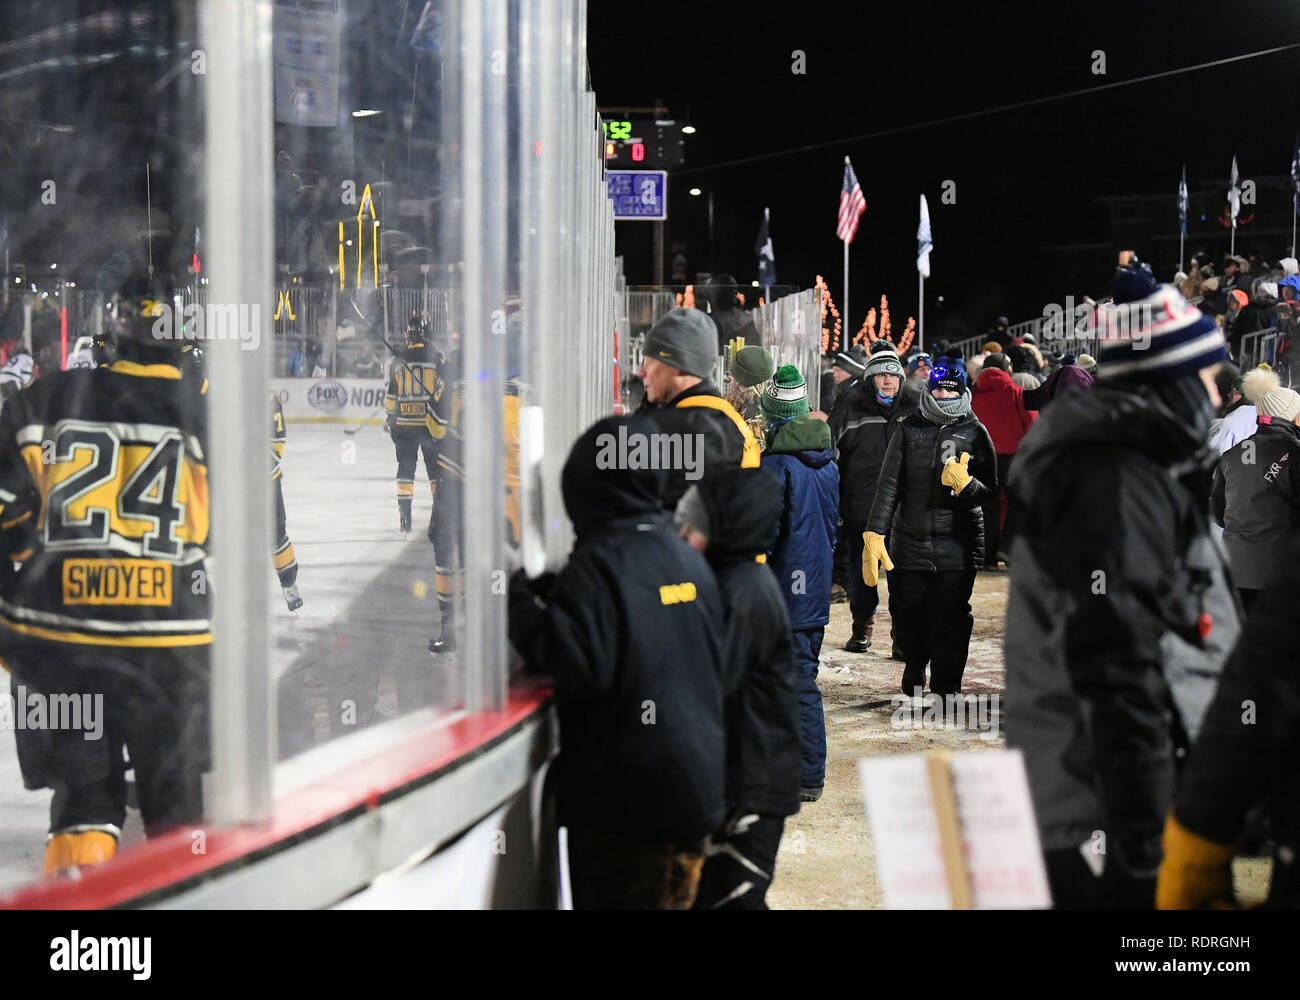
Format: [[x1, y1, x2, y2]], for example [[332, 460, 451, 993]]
[[0, 420, 445, 895]]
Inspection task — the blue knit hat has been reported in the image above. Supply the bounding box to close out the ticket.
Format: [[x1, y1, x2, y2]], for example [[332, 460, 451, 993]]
[[927, 356, 967, 393], [1096, 283, 1226, 382], [906, 352, 932, 375]]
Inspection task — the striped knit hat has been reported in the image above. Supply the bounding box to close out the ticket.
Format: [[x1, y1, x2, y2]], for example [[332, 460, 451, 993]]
[[760, 364, 809, 423], [831, 349, 867, 377], [864, 347, 904, 379], [1096, 283, 1226, 382]]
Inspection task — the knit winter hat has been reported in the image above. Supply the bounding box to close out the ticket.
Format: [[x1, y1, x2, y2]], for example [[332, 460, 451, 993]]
[[864, 347, 904, 380], [1096, 283, 1226, 382], [643, 307, 718, 380], [673, 483, 710, 538], [731, 345, 774, 387], [906, 352, 932, 375], [831, 349, 867, 378], [1229, 289, 1250, 310], [982, 341, 1002, 354], [1076, 354, 1096, 372], [760, 364, 809, 423], [1281, 257, 1299, 278], [1242, 367, 1300, 423], [928, 356, 968, 393]]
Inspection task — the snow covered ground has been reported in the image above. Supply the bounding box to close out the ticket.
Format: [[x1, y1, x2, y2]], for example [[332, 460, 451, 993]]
[[0, 420, 454, 894]]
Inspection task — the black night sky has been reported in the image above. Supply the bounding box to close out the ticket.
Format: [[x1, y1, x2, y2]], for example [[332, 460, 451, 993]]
[[590, 0, 1300, 345]]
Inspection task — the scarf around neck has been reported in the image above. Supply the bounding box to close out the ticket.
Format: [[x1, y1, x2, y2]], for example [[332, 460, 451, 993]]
[[919, 387, 972, 425]]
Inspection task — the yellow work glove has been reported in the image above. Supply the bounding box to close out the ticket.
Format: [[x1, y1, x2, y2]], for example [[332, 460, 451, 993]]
[[940, 452, 973, 495], [861, 531, 893, 586], [1155, 813, 1237, 910]]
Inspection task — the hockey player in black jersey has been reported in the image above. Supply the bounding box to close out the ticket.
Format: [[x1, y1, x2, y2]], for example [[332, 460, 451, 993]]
[[0, 285, 211, 878], [178, 345, 301, 611], [270, 393, 302, 610], [386, 315, 441, 534], [424, 337, 523, 655], [425, 347, 463, 653]]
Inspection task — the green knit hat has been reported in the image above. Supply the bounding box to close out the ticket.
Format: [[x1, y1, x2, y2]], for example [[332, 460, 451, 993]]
[[731, 345, 774, 388], [761, 364, 809, 423]]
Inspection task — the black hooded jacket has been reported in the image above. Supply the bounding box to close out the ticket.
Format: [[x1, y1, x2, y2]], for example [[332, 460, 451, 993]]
[[697, 466, 802, 820], [1004, 382, 1240, 898], [508, 415, 726, 843], [864, 403, 997, 571]]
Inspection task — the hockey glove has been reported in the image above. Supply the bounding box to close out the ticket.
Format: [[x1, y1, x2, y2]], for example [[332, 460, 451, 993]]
[[861, 531, 893, 587], [1156, 813, 1237, 910]]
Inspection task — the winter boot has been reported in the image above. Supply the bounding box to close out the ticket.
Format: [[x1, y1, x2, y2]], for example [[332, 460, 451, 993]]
[[45, 826, 119, 879], [844, 619, 873, 653], [399, 501, 412, 534]]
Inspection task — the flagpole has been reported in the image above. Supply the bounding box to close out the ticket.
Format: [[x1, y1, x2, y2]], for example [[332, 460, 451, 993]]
[[843, 237, 849, 349], [763, 206, 771, 303], [918, 272, 925, 351]]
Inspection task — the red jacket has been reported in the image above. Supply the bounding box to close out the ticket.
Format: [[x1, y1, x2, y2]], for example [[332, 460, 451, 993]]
[[971, 367, 1038, 455]]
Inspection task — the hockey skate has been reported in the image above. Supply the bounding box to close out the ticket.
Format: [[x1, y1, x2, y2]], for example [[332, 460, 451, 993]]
[[429, 603, 456, 654], [282, 583, 303, 611], [428, 631, 457, 654], [399, 508, 412, 534]]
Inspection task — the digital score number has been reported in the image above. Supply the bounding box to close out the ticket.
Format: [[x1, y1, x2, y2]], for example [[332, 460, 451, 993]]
[[601, 119, 684, 169]]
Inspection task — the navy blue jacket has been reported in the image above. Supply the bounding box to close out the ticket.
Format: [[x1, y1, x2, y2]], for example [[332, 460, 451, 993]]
[[762, 415, 840, 631]]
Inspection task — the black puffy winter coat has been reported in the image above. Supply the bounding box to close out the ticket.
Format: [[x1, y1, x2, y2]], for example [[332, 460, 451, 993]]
[[696, 465, 802, 820], [1212, 417, 1300, 590], [508, 415, 726, 843], [864, 403, 998, 571], [831, 380, 901, 530]]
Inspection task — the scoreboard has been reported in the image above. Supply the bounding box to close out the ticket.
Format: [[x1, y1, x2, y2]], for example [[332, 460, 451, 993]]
[[601, 118, 686, 170]]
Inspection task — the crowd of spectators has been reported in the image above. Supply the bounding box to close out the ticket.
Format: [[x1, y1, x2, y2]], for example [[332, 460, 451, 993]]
[[504, 247, 1299, 911]]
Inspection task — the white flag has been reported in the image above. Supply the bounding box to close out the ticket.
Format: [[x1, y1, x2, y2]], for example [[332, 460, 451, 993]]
[[917, 194, 933, 278], [1228, 156, 1240, 229]]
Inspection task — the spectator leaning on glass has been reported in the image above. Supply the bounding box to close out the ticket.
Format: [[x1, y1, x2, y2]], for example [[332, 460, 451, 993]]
[[862, 356, 997, 698], [507, 414, 726, 910]]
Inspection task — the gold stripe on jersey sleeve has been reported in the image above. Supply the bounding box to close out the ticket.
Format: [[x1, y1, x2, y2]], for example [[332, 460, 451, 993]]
[[0, 617, 213, 647]]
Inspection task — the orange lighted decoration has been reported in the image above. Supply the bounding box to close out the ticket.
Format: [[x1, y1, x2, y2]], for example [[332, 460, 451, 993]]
[[856, 294, 915, 354], [815, 275, 842, 353]]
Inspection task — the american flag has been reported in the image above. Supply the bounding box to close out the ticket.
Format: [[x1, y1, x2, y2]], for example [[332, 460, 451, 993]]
[[837, 158, 866, 243]]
